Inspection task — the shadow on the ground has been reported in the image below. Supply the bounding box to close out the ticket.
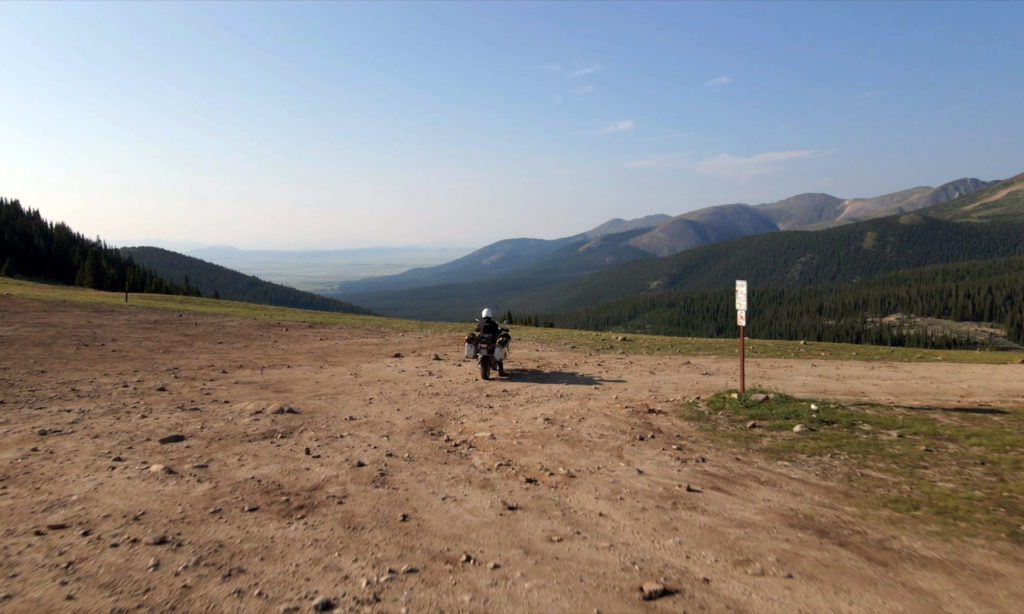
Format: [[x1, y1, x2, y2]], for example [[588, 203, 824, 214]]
[[896, 404, 1009, 416], [498, 368, 624, 386]]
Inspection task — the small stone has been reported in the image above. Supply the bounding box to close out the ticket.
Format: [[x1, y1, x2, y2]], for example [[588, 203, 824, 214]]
[[460, 553, 474, 564], [243, 504, 259, 512], [749, 393, 770, 403], [148, 464, 176, 474], [792, 424, 809, 434], [155, 385, 168, 392], [399, 513, 410, 522], [311, 596, 335, 611], [392, 352, 403, 358], [36, 428, 49, 436], [158, 434, 186, 444], [146, 534, 169, 546], [46, 522, 69, 530], [432, 354, 442, 361], [640, 581, 667, 600], [488, 561, 501, 570], [208, 507, 222, 514], [305, 447, 311, 456], [354, 460, 366, 468], [148, 557, 160, 571], [400, 564, 419, 574], [746, 420, 759, 429]]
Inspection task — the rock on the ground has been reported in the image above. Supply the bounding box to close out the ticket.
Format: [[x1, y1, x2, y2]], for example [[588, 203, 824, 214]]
[[640, 581, 668, 600]]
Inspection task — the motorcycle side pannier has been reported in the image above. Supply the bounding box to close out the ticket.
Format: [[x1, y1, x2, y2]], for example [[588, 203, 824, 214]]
[[465, 343, 476, 359]]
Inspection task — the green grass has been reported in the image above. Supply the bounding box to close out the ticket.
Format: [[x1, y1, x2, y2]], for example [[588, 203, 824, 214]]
[[2, 276, 1021, 364], [681, 390, 1024, 542]]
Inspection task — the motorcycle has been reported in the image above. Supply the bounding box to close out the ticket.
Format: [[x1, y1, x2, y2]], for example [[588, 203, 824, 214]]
[[465, 325, 511, 380]]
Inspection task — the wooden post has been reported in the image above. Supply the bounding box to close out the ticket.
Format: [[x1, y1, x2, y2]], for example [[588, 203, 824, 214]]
[[735, 280, 747, 398], [739, 325, 745, 396]]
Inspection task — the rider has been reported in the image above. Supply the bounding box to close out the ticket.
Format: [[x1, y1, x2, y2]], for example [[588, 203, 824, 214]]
[[476, 308, 506, 376]]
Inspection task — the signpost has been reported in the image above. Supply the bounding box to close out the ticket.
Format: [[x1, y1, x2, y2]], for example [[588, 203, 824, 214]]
[[735, 280, 747, 396]]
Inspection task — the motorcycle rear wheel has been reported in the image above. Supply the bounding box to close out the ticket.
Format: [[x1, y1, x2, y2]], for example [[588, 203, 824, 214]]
[[479, 359, 490, 380]]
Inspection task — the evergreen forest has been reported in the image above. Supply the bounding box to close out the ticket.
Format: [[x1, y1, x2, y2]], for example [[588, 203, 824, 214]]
[[1, 198, 372, 314], [550, 255, 1024, 349], [1, 197, 189, 295]]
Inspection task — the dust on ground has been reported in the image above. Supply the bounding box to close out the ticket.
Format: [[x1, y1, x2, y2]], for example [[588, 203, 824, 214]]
[[2, 297, 1022, 613]]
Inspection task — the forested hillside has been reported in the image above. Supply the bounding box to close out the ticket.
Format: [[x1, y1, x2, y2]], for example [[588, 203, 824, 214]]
[[514, 214, 1024, 316], [347, 213, 1024, 324], [0, 198, 372, 315], [552, 256, 1024, 348], [122, 247, 374, 314], [1, 198, 187, 295]]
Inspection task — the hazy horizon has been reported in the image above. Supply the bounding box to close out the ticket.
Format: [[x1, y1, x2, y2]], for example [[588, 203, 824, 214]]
[[3, 1, 1022, 250]]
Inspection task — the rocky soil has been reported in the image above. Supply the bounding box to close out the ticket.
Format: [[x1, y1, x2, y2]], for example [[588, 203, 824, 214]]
[[2, 297, 1023, 613]]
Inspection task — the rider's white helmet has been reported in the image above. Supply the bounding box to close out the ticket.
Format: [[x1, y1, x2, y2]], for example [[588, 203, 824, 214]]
[[481, 308, 493, 318]]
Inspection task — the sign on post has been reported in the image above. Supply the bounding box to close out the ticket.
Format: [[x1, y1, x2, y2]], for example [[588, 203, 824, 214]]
[[736, 280, 747, 396]]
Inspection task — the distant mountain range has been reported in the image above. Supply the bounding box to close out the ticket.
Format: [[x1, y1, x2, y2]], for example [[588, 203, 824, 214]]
[[327, 176, 1006, 319], [8, 170, 1022, 349]]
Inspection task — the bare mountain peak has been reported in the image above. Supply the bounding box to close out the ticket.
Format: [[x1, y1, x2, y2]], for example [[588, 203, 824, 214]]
[[839, 178, 998, 223], [583, 214, 671, 239]]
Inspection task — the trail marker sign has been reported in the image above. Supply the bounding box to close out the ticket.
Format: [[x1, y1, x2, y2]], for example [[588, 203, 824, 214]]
[[735, 280, 747, 311], [736, 280, 747, 396]]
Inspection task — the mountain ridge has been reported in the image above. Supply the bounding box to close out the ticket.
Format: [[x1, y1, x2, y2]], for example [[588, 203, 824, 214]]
[[329, 175, 1000, 304], [328, 173, 1023, 322]]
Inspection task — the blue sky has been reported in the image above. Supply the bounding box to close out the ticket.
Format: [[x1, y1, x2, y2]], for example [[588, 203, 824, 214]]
[[2, 1, 1022, 249]]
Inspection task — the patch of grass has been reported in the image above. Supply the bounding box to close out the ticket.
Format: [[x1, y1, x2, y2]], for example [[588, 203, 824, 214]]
[[680, 390, 1024, 542], [2, 277, 1020, 364]]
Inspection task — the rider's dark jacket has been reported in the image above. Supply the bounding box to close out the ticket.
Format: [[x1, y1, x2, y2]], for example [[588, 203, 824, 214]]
[[476, 317, 500, 335]]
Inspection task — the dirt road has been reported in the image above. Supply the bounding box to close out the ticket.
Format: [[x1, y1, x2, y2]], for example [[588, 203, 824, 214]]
[[2, 297, 1022, 612]]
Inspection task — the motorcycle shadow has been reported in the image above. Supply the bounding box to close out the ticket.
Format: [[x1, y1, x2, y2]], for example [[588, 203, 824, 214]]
[[503, 368, 623, 386]]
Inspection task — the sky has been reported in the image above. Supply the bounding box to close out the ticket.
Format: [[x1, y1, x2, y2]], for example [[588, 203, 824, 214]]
[[2, 1, 1023, 250]]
